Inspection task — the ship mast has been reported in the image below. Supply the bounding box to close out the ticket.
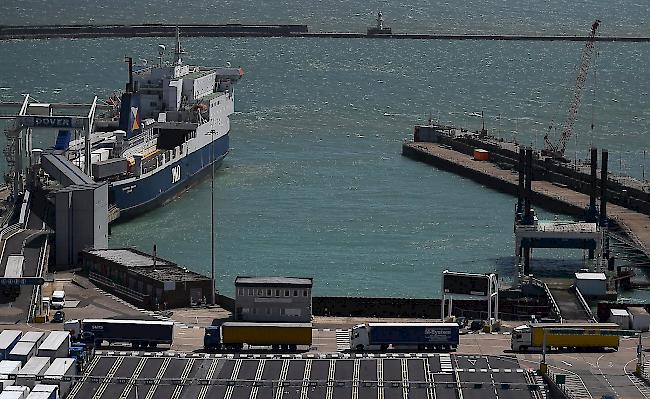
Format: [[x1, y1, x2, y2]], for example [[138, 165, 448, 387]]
[[174, 26, 184, 66]]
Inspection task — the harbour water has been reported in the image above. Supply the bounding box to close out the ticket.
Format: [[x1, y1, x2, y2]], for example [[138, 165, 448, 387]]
[[1, 2, 649, 297]]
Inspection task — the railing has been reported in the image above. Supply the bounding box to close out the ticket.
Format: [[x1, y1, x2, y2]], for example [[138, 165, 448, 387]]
[[546, 366, 593, 399], [574, 286, 596, 322], [28, 233, 49, 322], [89, 271, 148, 305], [543, 282, 563, 322]]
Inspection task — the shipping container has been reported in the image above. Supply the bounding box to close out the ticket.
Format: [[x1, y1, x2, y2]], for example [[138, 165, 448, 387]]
[[473, 149, 489, 161], [18, 333, 46, 348], [16, 357, 50, 388], [36, 332, 69, 360], [42, 358, 76, 398], [609, 309, 630, 329], [80, 319, 173, 348], [92, 158, 128, 180], [8, 342, 36, 365], [0, 380, 15, 391], [511, 322, 620, 351], [0, 332, 22, 361], [215, 322, 312, 350], [351, 323, 459, 351], [628, 307, 650, 332]]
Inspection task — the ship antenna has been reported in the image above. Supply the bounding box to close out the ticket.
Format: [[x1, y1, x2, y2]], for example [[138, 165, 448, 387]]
[[174, 26, 184, 66]]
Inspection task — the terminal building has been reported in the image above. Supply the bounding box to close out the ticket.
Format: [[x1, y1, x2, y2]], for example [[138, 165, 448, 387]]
[[234, 276, 313, 322], [82, 248, 212, 309]]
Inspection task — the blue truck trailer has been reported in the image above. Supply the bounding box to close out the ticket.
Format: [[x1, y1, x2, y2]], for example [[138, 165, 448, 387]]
[[65, 319, 174, 348], [350, 322, 459, 351]]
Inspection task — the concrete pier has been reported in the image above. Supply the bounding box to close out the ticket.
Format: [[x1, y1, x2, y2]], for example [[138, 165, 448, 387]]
[[402, 141, 650, 259]]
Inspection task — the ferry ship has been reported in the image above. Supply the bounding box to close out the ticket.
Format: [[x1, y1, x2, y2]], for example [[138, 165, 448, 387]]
[[67, 29, 243, 220]]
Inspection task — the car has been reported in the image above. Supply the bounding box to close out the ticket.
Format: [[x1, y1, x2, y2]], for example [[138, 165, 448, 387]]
[[52, 310, 65, 323]]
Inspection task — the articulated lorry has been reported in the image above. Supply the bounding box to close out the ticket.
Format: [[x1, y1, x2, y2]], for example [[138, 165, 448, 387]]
[[350, 323, 459, 351], [204, 322, 312, 351], [65, 319, 174, 348], [511, 322, 620, 352]]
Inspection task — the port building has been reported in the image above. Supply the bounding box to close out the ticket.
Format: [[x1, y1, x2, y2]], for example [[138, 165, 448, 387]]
[[234, 276, 313, 322], [82, 248, 212, 309]]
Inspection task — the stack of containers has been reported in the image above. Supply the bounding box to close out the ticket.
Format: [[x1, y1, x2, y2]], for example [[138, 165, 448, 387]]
[[0, 331, 22, 361], [15, 358, 50, 389], [0, 360, 21, 390], [42, 358, 75, 398]]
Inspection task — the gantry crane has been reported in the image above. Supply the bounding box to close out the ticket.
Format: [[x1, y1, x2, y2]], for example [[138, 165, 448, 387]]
[[543, 20, 601, 161]]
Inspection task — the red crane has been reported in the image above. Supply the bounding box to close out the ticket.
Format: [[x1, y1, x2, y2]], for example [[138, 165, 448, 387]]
[[543, 20, 601, 160]]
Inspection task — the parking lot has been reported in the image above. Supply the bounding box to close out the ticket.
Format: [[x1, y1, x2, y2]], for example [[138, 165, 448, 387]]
[[67, 353, 544, 399]]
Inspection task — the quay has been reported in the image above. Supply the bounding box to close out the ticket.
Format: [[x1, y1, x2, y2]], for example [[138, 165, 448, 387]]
[[1, 24, 650, 42], [402, 140, 650, 259]]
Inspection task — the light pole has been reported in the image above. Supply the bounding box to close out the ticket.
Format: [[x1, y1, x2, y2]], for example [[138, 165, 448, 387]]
[[211, 129, 216, 306]]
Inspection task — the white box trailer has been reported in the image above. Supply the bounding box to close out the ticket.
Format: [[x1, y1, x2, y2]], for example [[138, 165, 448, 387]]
[[629, 307, 650, 332], [16, 357, 51, 388], [0, 360, 21, 378], [0, 379, 15, 391], [25, 393, 53, 399], [30, 385, 57, 399], [609, 308, 630, 329], [42, 358, 75, 398], [19, 333, 46, 348], [0, 331, 23, 361], [0, 391, 26, 399], [2, 386, 30, 399], [8, 342, 36, 366], [36, 333, 69, 360]]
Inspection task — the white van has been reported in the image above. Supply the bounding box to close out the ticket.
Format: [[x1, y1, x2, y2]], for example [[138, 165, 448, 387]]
[[51, 291, 65, 310]]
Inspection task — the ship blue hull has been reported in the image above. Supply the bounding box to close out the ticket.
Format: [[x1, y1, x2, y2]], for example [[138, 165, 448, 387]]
[[110, 133, 229, 221]]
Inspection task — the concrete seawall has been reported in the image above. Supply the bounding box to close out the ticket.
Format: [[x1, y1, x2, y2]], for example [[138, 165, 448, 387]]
[[1, 24, 649, 41]]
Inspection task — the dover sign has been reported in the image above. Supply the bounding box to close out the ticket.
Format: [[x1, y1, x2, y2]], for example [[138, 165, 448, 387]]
[[20, 116, 85, 129]]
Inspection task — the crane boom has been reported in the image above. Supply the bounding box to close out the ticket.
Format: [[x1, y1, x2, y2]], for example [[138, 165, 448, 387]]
[[544, 20, 600, 159]]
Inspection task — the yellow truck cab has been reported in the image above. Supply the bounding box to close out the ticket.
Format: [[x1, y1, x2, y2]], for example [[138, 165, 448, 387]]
[[511, 322, 620, 352]]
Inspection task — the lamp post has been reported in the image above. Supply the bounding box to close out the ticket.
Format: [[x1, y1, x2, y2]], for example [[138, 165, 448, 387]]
[[211, 129, 216, 306]]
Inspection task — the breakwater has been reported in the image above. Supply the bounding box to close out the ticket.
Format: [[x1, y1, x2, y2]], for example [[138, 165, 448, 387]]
[[2, 24, 650, 41]]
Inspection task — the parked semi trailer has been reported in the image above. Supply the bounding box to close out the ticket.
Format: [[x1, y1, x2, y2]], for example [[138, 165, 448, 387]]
[[511, 322, 620, 352], [350, 323, 460, 351], [65, 319, 174, 348], [204, 322, 312, 351]]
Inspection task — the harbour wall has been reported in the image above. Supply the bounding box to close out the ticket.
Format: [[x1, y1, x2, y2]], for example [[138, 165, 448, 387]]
[[1, 24, 649, 42]]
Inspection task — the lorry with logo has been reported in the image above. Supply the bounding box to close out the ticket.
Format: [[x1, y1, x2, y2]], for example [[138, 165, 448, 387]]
[[511, 322, 620, 352], [350, 323, 460, 351], [65, 319, 173, 348]]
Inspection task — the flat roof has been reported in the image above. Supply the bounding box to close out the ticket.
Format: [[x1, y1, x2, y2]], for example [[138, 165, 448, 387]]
[[575, 272, 607, 280], [0, 360, 21, 375], [235, 276, 313, 287], [18, 357, 50, 375], [9, 341, 35, 356], [20, 331, 45, 343], [0, 331, 22, 349], [83, 248, 210, 283], [85, 248, 173, 267], [44, 358, 75, 377], [610, 309, 629, 316], [83, 319, 174, 326], [38, 331, 69, 351]]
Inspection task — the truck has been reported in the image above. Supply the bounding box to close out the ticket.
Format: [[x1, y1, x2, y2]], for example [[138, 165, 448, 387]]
[[37, 331, 70, 360], [69, 343, 90, 372], [67, 319, 174, 348], [1, 256, 24, 299], [0, 330, 22, 360], [350, 322, 460, 351], [204, 322, 312, 351], [511, 322, 620, 352], [50, 291, 65, 310]]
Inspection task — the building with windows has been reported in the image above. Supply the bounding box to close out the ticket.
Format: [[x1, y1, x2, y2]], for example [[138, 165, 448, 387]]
[[82, 248, 212, 309], [234, 276, 313, 322]]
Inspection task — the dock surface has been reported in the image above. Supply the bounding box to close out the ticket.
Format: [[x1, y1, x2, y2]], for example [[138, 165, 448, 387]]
[[402, 142, 650, 258]]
